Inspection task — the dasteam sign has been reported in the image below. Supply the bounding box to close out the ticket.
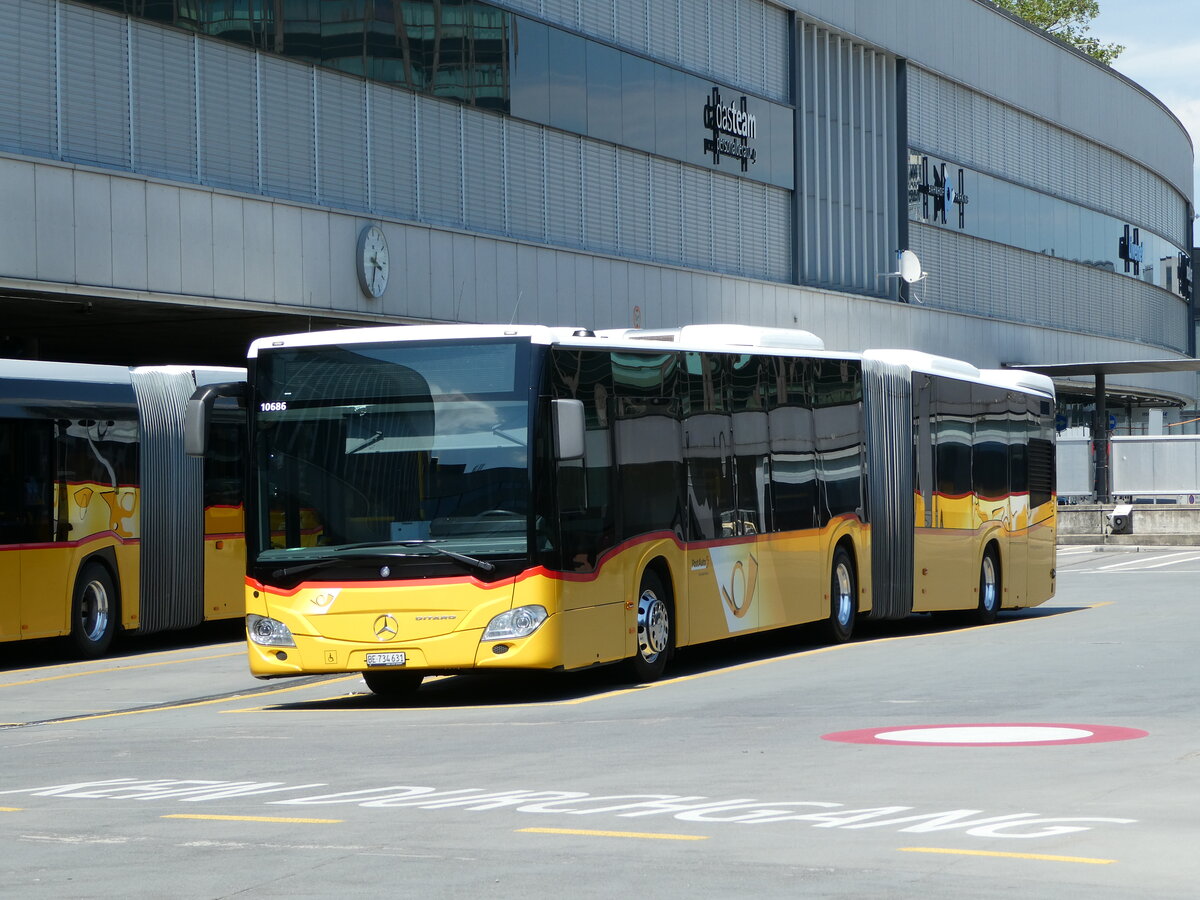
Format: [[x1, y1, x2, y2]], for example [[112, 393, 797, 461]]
[[704, 87, 757, 171]]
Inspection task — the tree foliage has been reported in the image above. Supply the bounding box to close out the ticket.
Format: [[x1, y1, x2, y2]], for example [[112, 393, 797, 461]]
[[993, 0, 1124, 64]]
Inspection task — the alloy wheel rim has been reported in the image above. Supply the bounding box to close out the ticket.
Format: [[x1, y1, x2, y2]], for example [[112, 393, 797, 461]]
[[834, 563, 853, 626], [81, 579, 110, 642], [638, 589, 669, 662], [981, 556, 998, 611]]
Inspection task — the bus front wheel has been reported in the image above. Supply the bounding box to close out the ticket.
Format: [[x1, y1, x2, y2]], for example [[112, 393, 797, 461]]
[[820, 546, 856, 644], [70, 562, 117, 658], [975, 548, 1001, 625], [626, 570, 672, 683], [363, 670, 424, 698]]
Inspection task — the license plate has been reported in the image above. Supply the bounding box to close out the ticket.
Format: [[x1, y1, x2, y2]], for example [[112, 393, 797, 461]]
[[365, 652, 407, 667]]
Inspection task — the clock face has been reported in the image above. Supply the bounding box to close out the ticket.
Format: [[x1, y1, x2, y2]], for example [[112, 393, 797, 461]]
[[356, 225, 389, 298]]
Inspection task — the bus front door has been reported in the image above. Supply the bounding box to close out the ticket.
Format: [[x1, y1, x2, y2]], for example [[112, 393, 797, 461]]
[[685, 410, 759, 642]]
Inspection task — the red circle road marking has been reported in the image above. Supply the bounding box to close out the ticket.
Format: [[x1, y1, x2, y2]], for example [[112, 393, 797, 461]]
[[821, 724, 1149, 747]]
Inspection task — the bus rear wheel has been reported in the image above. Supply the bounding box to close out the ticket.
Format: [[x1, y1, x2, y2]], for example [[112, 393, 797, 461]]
[[626, 570, 672, 683], [974, 548, 1001, 625], [363, 670, 424, 698], [820, 546, 856, 644], [70, 562, 117, 658]]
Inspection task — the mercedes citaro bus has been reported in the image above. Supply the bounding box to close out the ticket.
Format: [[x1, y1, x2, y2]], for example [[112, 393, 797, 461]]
[[187, 323, 1055, 696]]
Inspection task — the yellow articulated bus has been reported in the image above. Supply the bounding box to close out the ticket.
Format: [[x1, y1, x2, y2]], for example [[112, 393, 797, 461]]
[[0, 359, 246, 657], [197, 323, 1055, 696]]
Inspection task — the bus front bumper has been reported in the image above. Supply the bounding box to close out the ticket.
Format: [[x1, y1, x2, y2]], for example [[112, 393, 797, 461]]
[[246, 612, 563, 678]]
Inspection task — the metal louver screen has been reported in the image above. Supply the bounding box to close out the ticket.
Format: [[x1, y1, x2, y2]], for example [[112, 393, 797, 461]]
[[317, 71, 368, 211], [131, 368, 204, 633], [260, 55, 315, 203], [862, 359, 914, 620], [61, 3, 129, 168], [0, 0, 56, 157], [132, 22, 196, 181]]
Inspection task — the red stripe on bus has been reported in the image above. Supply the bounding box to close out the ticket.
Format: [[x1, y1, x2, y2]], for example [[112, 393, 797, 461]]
[[0, 531, 139, 552]]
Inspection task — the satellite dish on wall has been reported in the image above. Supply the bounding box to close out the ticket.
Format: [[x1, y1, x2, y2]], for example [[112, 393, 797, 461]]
[[897, 249, 926, 284]]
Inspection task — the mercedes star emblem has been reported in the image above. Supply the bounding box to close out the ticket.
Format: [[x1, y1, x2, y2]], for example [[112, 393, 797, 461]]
[[373, 614, 399, 641]]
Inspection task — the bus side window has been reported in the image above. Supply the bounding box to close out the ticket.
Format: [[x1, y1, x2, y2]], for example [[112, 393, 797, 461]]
[[0, 419, 54, 544], [205, 417, 246, 535], [548, 349, 615, 572]]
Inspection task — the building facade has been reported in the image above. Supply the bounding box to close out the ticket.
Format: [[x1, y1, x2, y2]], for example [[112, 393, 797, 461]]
[[0, 0, 1194, 405]]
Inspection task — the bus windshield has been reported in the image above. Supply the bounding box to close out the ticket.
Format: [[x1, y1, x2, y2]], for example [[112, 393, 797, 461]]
[[252, 339, 534, 564]]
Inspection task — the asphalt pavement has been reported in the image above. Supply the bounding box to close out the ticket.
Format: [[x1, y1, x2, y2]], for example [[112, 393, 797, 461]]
[[1, 545, 1197, 898]]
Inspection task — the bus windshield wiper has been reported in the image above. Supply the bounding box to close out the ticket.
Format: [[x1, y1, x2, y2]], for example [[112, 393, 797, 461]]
[[347, 430, 384, 454], [269, 541, 495, 579]]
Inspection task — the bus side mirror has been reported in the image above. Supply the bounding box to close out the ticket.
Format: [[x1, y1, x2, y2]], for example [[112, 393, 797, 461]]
[[185, 381, 247, 457], [552, 399, 586, 461]]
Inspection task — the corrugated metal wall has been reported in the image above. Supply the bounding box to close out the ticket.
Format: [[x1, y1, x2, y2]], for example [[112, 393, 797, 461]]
[[498, 0, 791, 103], [912, 223, 1190, 355], [795, 20, 896, 297], [130, 367, 204, 634], [908, 67, 1188, 250], [0, 0, 792, 286]]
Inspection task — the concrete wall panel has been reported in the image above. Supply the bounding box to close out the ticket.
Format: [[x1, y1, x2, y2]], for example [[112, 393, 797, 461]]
[[264, 203, 297, 305], [300, 208, 332, 309], [34, 165, 75, 283], [178, 189, 213, 297], [237, 200, 271, 303], [110, 177, 148, 291], [0, 158, 36, 279], [145, 182, 182, 293], [211, 194, 247, 301], [327, 215, 358, 313]]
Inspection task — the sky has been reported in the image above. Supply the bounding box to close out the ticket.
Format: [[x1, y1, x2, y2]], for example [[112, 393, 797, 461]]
[[1088, 1, 1200, 211]]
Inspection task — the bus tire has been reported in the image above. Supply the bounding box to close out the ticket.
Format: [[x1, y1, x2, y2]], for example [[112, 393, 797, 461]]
[[363, 670, 424, 698], [70, 562, 117, 658], [820, 545, 856, 644], [975, 547, 1001, 625], [626, 570, 672, 683]]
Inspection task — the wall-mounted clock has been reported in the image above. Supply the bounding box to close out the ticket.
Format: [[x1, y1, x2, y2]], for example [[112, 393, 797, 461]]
[[356, 224, 389, 298]]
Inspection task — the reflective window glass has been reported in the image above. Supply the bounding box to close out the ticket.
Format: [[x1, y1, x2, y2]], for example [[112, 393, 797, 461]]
[[910, 150, 1188, 297], [621, 53, 656, 153], [586, 41, 623, 143], [547, 28, 587, 135], [92, 0, 512, 113], [509, 16, 550, 123], [654, 65, 687, 162]]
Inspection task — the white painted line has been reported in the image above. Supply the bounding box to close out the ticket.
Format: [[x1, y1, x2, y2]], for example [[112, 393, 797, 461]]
[[1095, 551, 1198, 571], [1137, 553, 1200, 570]]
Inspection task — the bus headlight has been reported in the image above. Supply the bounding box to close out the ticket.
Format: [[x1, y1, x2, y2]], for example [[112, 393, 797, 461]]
[[482, 605, 548, 641], [247, 614, 296, 647]]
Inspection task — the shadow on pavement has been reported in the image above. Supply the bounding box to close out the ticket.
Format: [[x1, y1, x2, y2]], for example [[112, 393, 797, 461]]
[[256, 606, 1085, 713]]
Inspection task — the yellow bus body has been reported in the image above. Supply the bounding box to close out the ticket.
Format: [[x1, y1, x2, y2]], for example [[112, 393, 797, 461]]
[[1, 488, 243, 643], [247, 518, 875, 679]]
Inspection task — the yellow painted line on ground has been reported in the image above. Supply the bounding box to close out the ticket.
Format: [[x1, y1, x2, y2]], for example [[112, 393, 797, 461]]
[[163, 814, 341, 824], [1, 807, 23, 812], [24, 675, 360, 725], [518, 827, 707, 841], [0, 651, 244, 689], [899, 847, 1115, 865]]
